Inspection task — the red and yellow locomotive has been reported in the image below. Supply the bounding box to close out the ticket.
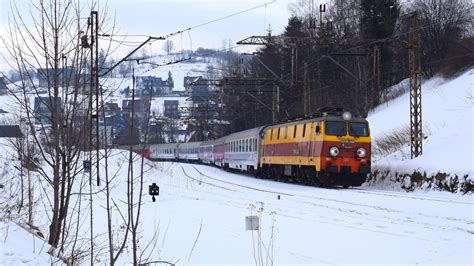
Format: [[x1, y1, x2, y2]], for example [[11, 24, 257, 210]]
[[259, 108, 371, 187]]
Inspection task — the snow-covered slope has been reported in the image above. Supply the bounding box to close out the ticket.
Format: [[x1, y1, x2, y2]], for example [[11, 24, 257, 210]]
[[368, 69, 474, 177], [0, 222, 53, 264]]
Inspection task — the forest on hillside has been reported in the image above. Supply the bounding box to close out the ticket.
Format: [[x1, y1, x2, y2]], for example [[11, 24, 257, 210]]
[[215, 0, 473, 133]]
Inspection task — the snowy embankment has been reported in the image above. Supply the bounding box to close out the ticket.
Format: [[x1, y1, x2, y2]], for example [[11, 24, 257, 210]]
[[0, 222, 53, 264], [366, 69, 474, 192]]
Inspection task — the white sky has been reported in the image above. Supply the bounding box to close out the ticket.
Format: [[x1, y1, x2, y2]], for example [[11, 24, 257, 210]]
[[0, 0, 296, 72]]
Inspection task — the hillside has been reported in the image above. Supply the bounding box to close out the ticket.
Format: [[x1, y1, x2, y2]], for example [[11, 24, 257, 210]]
[[366, 69, 473, 190]]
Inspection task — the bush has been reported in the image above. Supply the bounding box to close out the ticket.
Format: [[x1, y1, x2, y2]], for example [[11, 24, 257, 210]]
[[372, 125, 411, 158], [439, 37, 474, 78]]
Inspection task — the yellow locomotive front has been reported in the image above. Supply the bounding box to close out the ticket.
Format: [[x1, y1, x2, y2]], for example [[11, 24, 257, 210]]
[[259, 109, 371, 187]]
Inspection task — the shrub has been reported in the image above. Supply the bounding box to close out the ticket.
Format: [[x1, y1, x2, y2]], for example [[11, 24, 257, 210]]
[[372, 125, 411, 158], [439, 37, 474, 78]]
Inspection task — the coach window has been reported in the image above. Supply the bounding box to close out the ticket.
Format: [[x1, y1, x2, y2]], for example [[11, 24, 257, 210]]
[[293, 125, 297, 138], [277, 128, 281, 140], [284, 127, 288, 139], [270, 129, 273, 140], [302, 124, 306, 138]]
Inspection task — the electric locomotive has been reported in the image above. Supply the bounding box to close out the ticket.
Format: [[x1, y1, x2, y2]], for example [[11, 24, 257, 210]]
[[259, 108, 371, 187]]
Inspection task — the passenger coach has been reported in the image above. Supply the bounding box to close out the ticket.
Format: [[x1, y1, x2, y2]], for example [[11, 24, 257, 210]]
[[223, 126, 265, 174]]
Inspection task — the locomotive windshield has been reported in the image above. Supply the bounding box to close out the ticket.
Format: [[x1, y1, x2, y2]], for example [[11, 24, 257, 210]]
[[349, 122, 369, 137], [325, 121, 346, 136]]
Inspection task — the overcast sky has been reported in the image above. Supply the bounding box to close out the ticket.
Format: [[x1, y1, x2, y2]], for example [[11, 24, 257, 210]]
[[0, 0, 297, 72]]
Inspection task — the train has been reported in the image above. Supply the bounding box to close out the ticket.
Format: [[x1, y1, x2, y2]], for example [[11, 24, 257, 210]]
[[137, 108, 371, 188]]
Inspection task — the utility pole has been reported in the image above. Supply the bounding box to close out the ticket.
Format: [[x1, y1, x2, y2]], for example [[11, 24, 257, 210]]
[[92, 10, 100, 186], [303, 62, 311, 116], [373, 45, 381, 106], [409, 12, 422, 158]]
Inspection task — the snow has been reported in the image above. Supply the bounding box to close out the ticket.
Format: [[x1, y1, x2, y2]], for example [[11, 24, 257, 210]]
[[0, 222, 53, 265], [139, 61, 209, 91], [0, 69, 473, 265], [368, 69, 474, 177]]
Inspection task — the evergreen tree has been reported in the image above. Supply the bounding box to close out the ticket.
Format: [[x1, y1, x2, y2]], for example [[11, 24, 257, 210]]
[[360, 0, 400, 108]]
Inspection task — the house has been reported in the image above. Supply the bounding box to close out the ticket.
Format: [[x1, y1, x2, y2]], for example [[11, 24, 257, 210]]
[[37, 67, 76, 88], [0, 125, 23, 138], [183, 76, 200, 95], [163, 100, 180, 119], [34, 96, 62, 124], [0, 77, 7, 95], [136, 73, 174, 97]]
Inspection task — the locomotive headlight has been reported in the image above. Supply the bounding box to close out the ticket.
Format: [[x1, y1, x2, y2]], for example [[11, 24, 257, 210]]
[[342, 111, 352, 121], [329, 147, 339, 157], [357, 147, 366, 158]]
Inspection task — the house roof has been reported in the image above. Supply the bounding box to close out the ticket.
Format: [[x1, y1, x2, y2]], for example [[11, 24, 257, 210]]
[[0, 125, 23, 138]]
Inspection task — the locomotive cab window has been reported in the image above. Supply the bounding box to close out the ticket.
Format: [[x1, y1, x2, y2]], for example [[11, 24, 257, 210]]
[[325, 121, 346, 136], [349, 122, 369, 137]]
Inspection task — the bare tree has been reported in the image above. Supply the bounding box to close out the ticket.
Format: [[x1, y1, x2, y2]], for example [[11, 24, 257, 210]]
[[2, 0, 114, 258], [162, 39, 175, 55], [411, 0, 474, 76]]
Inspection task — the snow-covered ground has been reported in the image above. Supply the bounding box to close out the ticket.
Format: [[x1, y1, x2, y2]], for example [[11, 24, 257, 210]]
[[0, 70, 473, 264], [2, 152, 472, 264], [368, 69, 473, 177], [0, 222, 53, 264]]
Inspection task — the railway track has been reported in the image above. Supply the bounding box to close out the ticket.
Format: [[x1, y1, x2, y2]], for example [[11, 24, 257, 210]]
[[181, 163, 472, 206], [177, 163, 473, 234]]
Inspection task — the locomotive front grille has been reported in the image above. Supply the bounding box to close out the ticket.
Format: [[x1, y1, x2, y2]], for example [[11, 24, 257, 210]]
[[340, 166, 351, 174]]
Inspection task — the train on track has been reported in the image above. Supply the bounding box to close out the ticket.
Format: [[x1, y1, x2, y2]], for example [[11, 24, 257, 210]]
[[135, 108, 371, 188]]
